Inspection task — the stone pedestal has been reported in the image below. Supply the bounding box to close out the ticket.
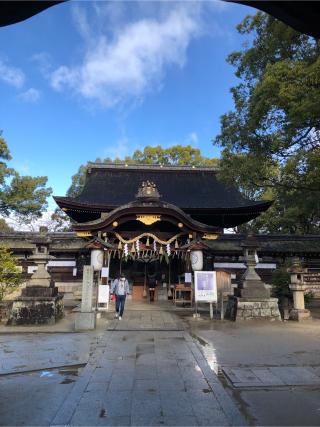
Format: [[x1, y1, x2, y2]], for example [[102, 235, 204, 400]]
[[75, 265, 96, 330], [226, 296, 281, 321], [9, 292, 63, 325], [75, 312, 96, 330], [8, 235, 64, 325]]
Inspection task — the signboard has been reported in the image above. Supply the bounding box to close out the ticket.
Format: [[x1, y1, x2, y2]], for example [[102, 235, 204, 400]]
[[101, 267, 109, 278], [194, 271, 217, 302], [98, 284, 110, 303], [216, 271, 232, 294], [184, 272, 192, 283], [303, 273, 320, 284], [303, 273, 320, 297]]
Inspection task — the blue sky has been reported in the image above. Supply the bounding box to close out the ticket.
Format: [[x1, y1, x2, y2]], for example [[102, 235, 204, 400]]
[[0, 1, 255, 210]]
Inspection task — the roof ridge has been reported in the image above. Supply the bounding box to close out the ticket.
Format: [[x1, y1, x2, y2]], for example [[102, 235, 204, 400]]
[[87, 162, 219, 172]]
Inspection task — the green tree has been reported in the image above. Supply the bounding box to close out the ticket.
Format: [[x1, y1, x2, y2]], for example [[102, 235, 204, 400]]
[[49, 209, 72, 232], [271, 267, 291, 303], [0, 245, 22, 301], [67, 145, 219, 198], [0, 133, 52, 218], [214, 12, 320, 234], [0, 218, 13, 232]]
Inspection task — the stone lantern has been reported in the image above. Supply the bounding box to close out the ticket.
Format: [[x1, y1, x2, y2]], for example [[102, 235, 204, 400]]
[[225, 234, 281, 321], [288, 257, 311, 321], [241, 235, 270, 299], [8, 230, 63, 325]]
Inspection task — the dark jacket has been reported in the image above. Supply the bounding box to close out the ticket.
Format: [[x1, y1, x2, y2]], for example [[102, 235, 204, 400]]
[[148, 276, 157, 289]]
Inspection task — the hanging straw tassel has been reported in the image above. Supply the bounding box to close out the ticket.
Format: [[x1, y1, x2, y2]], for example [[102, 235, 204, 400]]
[[118, 241, 122, 249], [175, 239, 179, 249], [159, 246, 164, 255], [146, 236, 150, 247], [131, 243, 135, 253]]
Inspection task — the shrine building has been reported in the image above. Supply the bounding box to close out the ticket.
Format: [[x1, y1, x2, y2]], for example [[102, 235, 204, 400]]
[[53, 163, 272, 300]]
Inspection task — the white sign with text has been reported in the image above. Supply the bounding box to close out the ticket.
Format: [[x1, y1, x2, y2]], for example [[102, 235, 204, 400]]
[[194, 271, 217, 303]]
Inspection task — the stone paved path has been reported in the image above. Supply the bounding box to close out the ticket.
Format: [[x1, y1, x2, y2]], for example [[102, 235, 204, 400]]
[[223, 366, 320, 388], [106, 306, 184, 331], [0, 333, 92, 375], [52, 308, 245, 426]]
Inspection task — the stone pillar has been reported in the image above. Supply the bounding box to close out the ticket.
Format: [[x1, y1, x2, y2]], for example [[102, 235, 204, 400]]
[[75, 265, 96, 330], [225, 234, 281, 321], [288, 258, 311, 321]]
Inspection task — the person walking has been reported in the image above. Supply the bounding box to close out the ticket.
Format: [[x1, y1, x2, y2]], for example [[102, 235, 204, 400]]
[[147, 273, 157, 302], [111, 273, 130, 320]]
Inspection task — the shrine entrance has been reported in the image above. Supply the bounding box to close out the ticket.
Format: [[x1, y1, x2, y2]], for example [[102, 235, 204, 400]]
[[106, 243, 190, 302], [74, 180, 220, 304]]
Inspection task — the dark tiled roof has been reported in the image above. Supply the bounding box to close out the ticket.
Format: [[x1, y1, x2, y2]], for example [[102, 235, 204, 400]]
[[206, 234, 320, 254], [71, 164, 269, 210]]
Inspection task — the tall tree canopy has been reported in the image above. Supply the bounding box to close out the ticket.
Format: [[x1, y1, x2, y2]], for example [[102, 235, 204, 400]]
[[67, 145, 219, 198], [214, 12, 320, 234], [0, 133, 52, 219], [0, 245, 22, 301]]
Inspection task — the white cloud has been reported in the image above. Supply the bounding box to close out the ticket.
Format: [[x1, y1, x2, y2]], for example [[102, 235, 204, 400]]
[[0, 59, 25, 88], [18, 88, 41, 103], [185, 132, 199, 145], [50, 4, 203, 108], [31, 52, 52, 75], [103, 137, 131, 160]]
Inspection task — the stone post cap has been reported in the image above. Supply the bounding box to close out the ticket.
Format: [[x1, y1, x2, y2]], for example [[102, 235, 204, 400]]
[[240, 233, 260, 250], [289, 283, 308, 292], [287, 266, 306, 274]]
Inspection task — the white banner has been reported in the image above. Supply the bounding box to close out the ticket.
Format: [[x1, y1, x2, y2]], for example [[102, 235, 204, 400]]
[[47, 260, 76, 267], [194, 271, 217, 303], [98, 284, 110, 303]]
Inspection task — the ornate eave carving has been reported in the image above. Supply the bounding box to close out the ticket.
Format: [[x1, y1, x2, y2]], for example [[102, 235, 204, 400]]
[[136, 181, 161, 201]]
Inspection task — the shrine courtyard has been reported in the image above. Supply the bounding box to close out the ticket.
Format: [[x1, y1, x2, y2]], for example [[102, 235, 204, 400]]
[[1, 301, 320, 426]]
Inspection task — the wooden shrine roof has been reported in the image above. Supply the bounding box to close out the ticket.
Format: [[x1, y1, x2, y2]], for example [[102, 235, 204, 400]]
[[54, 164, 271, 214]]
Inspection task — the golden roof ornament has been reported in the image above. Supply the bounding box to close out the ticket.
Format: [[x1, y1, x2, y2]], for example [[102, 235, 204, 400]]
[[136, 180, 161, 201]]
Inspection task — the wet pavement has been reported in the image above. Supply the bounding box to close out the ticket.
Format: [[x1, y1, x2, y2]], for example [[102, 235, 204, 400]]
[[189, 317, 320, 426], [0, 367, 81, 426], [1, 303, 320, 426], [52, 308, 244, 426], [0, 333, 93, 375], [0, 306, 244, 426]]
